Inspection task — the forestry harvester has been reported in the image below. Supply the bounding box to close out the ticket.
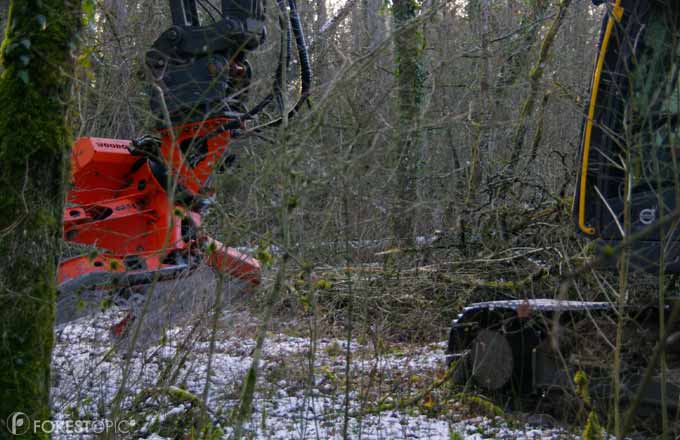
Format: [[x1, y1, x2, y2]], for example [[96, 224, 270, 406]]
[[447, 0, 680, 426], [56, 0, 310, 326]]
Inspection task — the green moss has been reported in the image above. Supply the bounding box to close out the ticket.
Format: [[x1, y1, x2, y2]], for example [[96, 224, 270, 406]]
[[456, 393, 504, 418], [109, 259, 121, 271], [315, 278, 332, 290], [231, 365, 257, 425], [582, 410, 604, 440], [167, 386, 203, 407], [286, 194, 299, 211], [255, 247, 273, 267], [324, 341, 342, 357], [0, 0, 81, 436], [574, 370, 591, 405]]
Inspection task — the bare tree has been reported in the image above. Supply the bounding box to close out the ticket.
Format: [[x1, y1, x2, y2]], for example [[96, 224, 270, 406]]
[[391, 0, 425, 245]]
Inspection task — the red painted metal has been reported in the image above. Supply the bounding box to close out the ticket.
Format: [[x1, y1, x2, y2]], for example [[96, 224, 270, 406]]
[[58, 118, 260, 293], [157, 118, 233, 195]]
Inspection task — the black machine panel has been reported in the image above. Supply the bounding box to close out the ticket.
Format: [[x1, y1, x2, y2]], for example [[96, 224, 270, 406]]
[[146, 0, 265, 124], [575, 0, 680, 271]]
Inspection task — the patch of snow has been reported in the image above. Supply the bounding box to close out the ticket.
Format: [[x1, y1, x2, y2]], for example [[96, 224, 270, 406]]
[[52, 309, 583, 439]]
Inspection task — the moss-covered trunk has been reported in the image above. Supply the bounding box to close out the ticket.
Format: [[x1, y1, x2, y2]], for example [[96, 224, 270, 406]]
[[0, 1, 80, 437], [0, 0, 8, 74], [391, 0, 425, 245]]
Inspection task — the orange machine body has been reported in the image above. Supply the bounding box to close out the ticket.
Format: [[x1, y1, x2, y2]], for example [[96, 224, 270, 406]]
[[58, 118, 261, 293]]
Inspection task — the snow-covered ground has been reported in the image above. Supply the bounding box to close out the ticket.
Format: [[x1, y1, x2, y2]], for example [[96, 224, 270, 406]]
[[51, 305, 581, 439]]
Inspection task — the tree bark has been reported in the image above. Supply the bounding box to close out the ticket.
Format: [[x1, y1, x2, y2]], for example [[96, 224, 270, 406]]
[[363, 0, 386, 49], [0, 0, 81, 436], [101, 0, 133, 138], [0, 0, 8, 74], [465, 0, 492, 203], [314, 0, 328, 84], [391, 0, 425, 245], [508, 0, 571, 175], [500, 0, 549, 88]]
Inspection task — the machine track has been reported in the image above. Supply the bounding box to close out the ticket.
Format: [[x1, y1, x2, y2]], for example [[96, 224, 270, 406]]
[[446, 298, 680, 424]]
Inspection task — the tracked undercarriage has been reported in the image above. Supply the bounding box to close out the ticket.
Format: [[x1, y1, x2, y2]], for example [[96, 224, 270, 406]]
[[446, 298, 680, 437], [450, 0, 680, 431]]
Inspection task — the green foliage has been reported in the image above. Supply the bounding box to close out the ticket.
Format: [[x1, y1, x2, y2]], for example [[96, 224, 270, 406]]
[[449, 431, 464, 440], [255, 246, 274, 268], [574, 370, 591, 406], [324, 341, 342, 357], [286, 194, 299, 211], [126, 386, 217, 438], [194, 425, 225, 440], [456, 393, 504, 418], [81, 0, 95, 27], [574, 371, 604, 439], [315, 278, 332, 290], [99, 297, 112, 311], [320, 364, 339, 383], [230, 365, 258, 427], [109, 259, 121, 271], [582, 410, 604, 440], [0, 0, 654, 435]]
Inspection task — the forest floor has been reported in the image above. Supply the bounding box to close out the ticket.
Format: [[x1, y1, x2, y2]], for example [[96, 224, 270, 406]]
[[50, 281, 594, 440]]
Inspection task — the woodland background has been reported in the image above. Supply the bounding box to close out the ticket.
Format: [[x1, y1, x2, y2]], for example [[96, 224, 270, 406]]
[[1, 0, 642, 438], [0, 0, 611, 315]]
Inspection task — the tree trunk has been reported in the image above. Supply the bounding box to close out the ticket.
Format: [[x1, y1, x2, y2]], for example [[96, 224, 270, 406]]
[[0, 0, 8, 74], [500, 0, 549, 88], [101, 0, 133, 138], [465, 0, 492, 203], [391, 0, 425, 245], [363, 0, 386, 49], [0, 0, 81, 436], [350, 0, 362, 53], [314, 0, 328, 84], [508, 0, 571, 175]]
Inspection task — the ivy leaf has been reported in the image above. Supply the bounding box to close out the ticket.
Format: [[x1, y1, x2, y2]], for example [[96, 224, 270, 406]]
[[36, 15, 47, 31], [17, 70, 29, 84], [19, 55, 30, 66], [19, 38, 30, 49]]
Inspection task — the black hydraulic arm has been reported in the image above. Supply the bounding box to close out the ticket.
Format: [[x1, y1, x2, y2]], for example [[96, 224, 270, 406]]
[[151, 0, 310, 128]]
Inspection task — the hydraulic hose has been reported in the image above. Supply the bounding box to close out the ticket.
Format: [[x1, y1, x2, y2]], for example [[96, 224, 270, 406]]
[[208, 0, 312, 138], [244, 0, 291, 119], [245, 0, 311, 128], [287, 0, 312, 114]]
